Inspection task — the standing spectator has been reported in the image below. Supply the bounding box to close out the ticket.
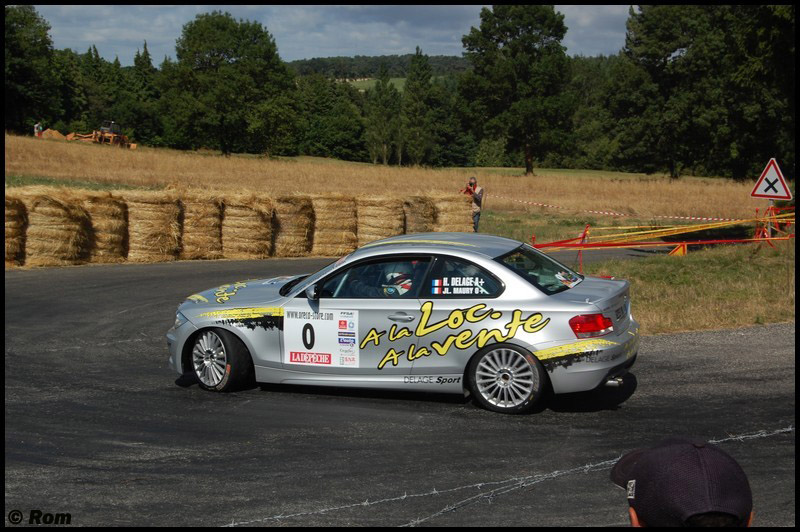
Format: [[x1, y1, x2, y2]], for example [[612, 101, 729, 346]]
[[34, 121, 43, 138], [610, 437, 753, 527], [462, 177, 484, 232]]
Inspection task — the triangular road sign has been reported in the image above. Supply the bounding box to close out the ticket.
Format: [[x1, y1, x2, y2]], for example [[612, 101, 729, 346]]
[[751, 158, 792, 200]]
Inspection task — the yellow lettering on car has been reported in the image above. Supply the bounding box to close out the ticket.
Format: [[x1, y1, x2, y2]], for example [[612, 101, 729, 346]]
[[365, 301, 551, 369]]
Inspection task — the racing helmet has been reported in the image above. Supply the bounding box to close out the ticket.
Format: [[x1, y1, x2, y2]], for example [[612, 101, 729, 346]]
[[383, 269, 413, 297]]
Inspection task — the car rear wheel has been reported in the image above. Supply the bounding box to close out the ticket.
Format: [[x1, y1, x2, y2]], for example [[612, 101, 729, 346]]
[[467, 345, 545, 414], [191, 329, 253, 392]]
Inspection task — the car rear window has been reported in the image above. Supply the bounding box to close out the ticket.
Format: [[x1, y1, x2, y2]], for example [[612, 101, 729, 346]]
[[497, 244, 583, 295]]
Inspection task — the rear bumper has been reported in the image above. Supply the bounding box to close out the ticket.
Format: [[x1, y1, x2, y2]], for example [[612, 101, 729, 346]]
[[535, 318, 640, 394]]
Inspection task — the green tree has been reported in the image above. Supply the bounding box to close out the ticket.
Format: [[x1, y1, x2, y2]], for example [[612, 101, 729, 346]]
[[462, 5, 572, 175], [121, 42, 163, 145], [621, 5, 716, 177], [720, 5, 794, 179], [296, 75, 366, 160], [78, 45, 114, 130], [5, 5, 61, 133], [51, 48, 89, 133], [616, 5, 794, 179], [427, 77, 477, 167], [365, 65, 401, 164], [566, 55, 619, 170], [403, 47, 434, 166], [161, 11, 297, 155]]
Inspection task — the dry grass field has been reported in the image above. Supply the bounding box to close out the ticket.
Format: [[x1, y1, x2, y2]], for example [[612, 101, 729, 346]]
[[5, 134, 766, 221], [5, 133, 794, 334]]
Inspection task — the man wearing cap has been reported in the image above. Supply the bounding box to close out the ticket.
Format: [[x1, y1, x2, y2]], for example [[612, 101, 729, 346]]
[[610, 437, 753, 527]]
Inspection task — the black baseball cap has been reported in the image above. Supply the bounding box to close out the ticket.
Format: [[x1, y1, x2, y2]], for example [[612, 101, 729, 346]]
[[610, 437, 752, 527]]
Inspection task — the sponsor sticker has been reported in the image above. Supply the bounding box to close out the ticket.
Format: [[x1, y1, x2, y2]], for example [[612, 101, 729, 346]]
[[403, 376, 462, 385], [284, 309, 360, 368], [289, 352, 331, 365], [555, 271, 581, 288]]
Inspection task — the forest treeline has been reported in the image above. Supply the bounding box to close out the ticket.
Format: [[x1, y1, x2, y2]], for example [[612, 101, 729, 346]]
[[288, 55, 470, 79], [5, 5, 795, 179]]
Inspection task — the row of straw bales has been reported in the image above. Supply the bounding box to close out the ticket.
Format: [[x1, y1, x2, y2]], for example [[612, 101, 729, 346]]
[[4, 187, 472, 267]]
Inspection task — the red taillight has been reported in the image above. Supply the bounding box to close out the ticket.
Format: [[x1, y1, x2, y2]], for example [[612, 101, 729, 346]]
[[569, 314, 614, 338]]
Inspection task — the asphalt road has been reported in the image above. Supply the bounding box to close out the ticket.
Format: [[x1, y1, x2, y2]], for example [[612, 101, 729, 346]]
[[4, 258, 795, 527]]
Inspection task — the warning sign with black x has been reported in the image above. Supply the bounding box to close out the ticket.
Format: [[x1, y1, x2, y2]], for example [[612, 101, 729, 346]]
[[751, 158, 793, 200]]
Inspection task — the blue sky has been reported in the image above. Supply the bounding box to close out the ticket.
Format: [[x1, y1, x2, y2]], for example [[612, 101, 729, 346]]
[[34, 5, 631, 66]]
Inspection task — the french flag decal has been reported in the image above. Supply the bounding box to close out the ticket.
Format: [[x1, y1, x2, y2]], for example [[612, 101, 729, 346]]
[[432, 279, 443, 294]]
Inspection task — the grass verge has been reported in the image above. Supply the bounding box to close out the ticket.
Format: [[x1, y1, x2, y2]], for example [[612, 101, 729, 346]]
[[583, 241, 795, 335], [5, 174, 159, 191]]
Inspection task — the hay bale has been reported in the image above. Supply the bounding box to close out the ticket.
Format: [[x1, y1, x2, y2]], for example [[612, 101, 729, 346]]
[[273, 196, 314, 257], [82, 192, 127, 263], [21, 191, 92, 266], [432, 194, 474, 233], [5, 195, 27, 266], [221, 195, 273, 259], [123, 191, 181, 262], [42, 128, 65, 140], [403, 196, 435, 234], [357, 197, 405, 247], [180, 191, 223, 260], [311, 194, 358, 256]]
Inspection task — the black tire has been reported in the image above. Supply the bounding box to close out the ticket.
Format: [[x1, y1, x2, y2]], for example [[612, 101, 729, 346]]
[[191, 328, 254, 392], [466, 344, 546, 414]]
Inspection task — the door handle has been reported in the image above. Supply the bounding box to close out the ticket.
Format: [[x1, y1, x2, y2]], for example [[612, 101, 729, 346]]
[[388, 313, 415, 322]]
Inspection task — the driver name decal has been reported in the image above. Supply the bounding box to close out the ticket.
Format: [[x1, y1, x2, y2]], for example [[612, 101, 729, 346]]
[[431, 277, 489, 295]]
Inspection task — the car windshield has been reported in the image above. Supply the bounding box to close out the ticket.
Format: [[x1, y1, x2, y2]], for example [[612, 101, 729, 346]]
[[497, 244, 583, 295], [280, 255, 351, 297]]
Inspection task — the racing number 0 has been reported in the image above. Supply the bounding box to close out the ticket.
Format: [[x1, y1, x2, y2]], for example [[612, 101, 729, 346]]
[[302, 323, 315, 350]]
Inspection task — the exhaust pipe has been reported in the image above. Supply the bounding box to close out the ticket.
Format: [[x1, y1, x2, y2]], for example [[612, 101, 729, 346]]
[[605, 377, 624, 388]]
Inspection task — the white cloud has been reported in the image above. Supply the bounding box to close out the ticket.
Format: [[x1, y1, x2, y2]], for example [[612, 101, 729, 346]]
[[33, 5, 630, 65]]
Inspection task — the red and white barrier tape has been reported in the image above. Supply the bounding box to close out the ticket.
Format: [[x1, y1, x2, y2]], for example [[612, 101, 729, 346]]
[[490, 195, 743, 222]]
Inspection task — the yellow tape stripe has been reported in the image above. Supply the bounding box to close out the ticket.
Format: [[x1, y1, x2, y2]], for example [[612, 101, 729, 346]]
[[535, 339, 619, 361], [590, 216, 787, 245], [589, 213, 795, 243], [198, 307, 284, 319]]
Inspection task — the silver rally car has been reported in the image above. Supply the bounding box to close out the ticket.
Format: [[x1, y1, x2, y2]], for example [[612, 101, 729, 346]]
[[167, 233, 639, 414]]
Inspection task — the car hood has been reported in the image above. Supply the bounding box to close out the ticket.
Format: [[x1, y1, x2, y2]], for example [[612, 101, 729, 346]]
[[180, 275, 306, 310]]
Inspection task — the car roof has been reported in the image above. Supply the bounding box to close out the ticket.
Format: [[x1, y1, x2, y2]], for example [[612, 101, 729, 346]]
[[347, 232, 523, 262]]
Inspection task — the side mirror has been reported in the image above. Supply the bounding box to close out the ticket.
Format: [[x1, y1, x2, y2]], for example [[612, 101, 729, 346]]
[[305, 284, 320, 301]]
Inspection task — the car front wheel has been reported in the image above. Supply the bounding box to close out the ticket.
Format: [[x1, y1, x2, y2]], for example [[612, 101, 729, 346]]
[[191, 328, 253, 392], [467, 345, 546, 414]]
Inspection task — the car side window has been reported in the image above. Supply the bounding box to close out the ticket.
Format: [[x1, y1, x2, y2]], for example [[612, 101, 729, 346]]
[[319, 258, 431, 299], [426, 257, 503, 298]]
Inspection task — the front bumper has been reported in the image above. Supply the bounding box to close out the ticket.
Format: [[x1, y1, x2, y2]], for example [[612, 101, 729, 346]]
[[166, 321, 199, 374], [535, 318, 640, 394]]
